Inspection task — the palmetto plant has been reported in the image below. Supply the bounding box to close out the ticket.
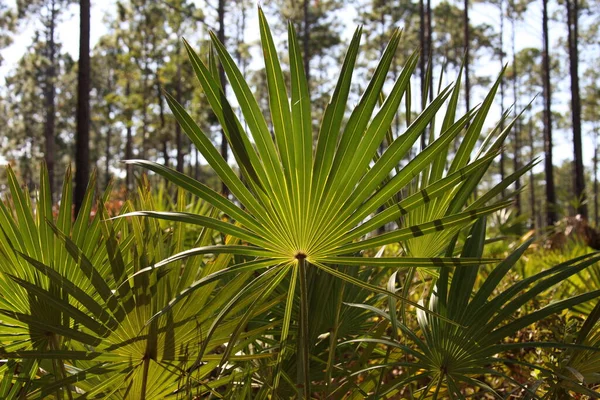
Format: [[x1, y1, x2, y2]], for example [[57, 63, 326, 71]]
[[120, 8, 528, 397], [546, 301, 600, 398], [0, 168, 270, 398], [343, 220, 600, 398]]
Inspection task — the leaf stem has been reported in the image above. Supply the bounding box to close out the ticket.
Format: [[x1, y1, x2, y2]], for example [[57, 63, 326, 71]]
[[298, 257, 310, 398]]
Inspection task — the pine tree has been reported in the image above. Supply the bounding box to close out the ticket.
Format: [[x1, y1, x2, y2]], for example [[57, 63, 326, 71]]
[[269, 0, 344, 122], [17, 0, 75, 198], [74, 0, 90, 215], [0, 1, 16, 66], [542, 0, 557, 227], [566, 0, 586, 218], [217, 0, 228, 196], [2, 33, 77, 189], [91, 35, 121, 187]]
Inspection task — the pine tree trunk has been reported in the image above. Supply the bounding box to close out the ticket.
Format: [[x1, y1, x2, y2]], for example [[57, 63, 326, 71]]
[[105, 111, 111, 187], [162, 139, 169, 168], [303, 0, 310, 82], [218, 0, 229, 197], [125, 81, 133, 191], [499, 0, 505, 196], [419, 0, 425, 94], [594, 131, 598, 226], [25, 124, 33, 190], [566, 0, 586, 218], [155, 69, 167, 167], [140, 58, 149, 160], [194, 147, 200, 181], [512, 16, 521, 215], [426, 0, 432, 103], [419, 0, 425, 149], [542, 0, 557, 227], [463, 0, 470, 113], [175, 41, 184, 173], [45, 0, 57, 200], [75, 0, 91, 215], [528, 119, 537, 230]]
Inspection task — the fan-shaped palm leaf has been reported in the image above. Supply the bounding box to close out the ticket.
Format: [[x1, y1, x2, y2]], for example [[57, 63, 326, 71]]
[[0, 169, 273, 398], [124, 9, 511, 396], [343, 219, 600, 398]]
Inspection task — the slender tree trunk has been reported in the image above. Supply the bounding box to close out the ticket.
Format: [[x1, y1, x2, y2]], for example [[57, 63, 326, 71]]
[[218, 0, 229, 197], [566, 0, 586, 218], [194, 147, 200, 181], [125, 81, 133, 191], [175, 42, 184, 172], [528, 119, 536, 230], [542, 0, 557, 227], [141, 60, 149, 160], [45, 0, 57, 200], [303, 0, 310, 82], [26, 130, 34, 190], [75, 0, 91, 216], [419, 0, 432, 149], [105, 118, 111, 187], [499, 0, 505, 196], [426, 0, 433, 103], [419, 0, 425, 149], [594, 130, 598, 226], [104, 45, 117, 189], [162, 140, 169, 168], [378, 8, 385, 55], [512, 16, 521, 215], [537, 198, 543, 230], [155, 68, 168, 167], [463, 0, 470, 113], [237, 0, 248, 74], [419, 0, 425, 95]]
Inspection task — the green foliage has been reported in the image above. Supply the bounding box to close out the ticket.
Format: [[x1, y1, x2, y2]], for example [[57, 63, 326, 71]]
[[346, 221, 600, 397], [0, 167, 275, 398], [1, 8, 600, 399], [123, 9, 592, 398]]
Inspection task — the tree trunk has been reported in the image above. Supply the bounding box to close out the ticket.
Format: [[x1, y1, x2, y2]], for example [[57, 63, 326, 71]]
[[463, 0, 470, 113], [499, 0, 505, 196], [24, 123, 33, 190], [426, 0, 432, 103], [175, 41, 184, 172], [194, 147, 200, 181], [218, 0, 229, 197], [125, 81, 133, 191], [75, 0, 91, 216], [419, 0, 427, 109], [303, 0, 310, 82], [542, 0, 557, 227], [45, 0, 57, 200], [419, 0, 425, 148], [566, 0, 586, 218], [140, 60, 149, 160], [155, 68, 167, 167], [237, 0, 248, 73], [162, 139, 169, 168], [594, 130, 598, 226], [105, 114, 112, 187], [528, 119, 536, 230], [512, 16, 521, 215]]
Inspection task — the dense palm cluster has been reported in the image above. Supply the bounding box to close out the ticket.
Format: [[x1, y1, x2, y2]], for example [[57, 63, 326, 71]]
[[0, 10, 599, 399]]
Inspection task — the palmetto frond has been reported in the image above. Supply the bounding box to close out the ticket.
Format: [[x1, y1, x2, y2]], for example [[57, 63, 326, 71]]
[[344, 220, 600, 398], [0, 170, 269, 398], [120, 8, 520, 396]]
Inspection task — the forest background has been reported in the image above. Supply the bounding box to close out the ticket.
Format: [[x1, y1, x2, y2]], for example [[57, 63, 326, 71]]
[[0, 0, 597, 233]]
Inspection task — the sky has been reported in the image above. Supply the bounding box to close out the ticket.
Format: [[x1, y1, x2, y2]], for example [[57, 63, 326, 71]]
[[0, 0, 592, 170]]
